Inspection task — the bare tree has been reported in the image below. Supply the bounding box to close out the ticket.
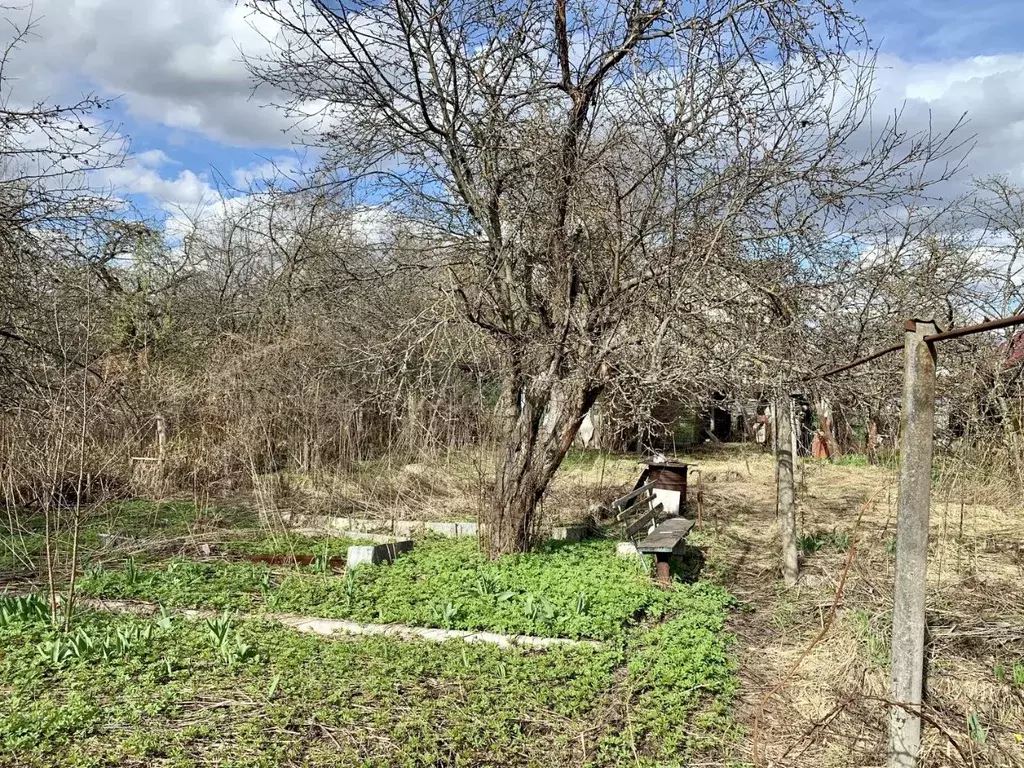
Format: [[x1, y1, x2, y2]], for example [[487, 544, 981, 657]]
[[245, 0, 966, 553], [0, 5, 127, 404]]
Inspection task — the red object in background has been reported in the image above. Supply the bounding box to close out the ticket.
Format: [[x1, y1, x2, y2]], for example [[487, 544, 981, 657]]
[[811, 432, 830, 459], [1000, 329, 1024, 366]]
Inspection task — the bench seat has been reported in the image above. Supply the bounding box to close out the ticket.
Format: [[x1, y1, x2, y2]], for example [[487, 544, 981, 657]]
[[636, 517, 695, 585]]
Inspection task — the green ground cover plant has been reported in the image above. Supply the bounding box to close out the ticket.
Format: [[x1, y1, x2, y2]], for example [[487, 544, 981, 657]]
[[0, 582, 738, 767], [81, 538, 677, 640], [221, 532, 361, 559], [81, 558, 275, 611], [597, 584, 739, 763], [275, 538, 668, 639]]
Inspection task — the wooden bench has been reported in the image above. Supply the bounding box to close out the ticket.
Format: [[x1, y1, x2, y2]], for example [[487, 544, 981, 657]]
[[636, 517, 695, 586], [611, 482, 663, 540]]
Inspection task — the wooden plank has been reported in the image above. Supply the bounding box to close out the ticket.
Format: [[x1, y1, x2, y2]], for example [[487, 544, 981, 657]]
[[611, 482, 656, 512], [655, 517, 695, 536], [614, 493, 653, 522], [636, 517, 695, 554], [624, 508, 657, 539], [636, 533, 682, 554]]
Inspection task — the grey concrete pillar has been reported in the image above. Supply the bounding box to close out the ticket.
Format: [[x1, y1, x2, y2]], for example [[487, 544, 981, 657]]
[[889, 320, 938, 768]]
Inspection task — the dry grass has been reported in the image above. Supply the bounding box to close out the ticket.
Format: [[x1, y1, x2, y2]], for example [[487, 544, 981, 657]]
[[250, 449, 650, 524], [247, 455, 489, 521], [687, 445, 1024, 768]]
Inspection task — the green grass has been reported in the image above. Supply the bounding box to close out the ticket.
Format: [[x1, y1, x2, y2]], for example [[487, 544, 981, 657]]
[[94, 499, 256, 535], [0, 582, 738, 767], [994, 660, 1024, 688], [221, 532, 361, 559], [848, 609, 889, 666], [2, 500, 257, 571], [797, 529, 852, 556], [831, 453, 872, 468], [81, 538, 678, 640], [0, 531, 46, 571], [6, 500, 254, 538], [559, 448, 610, 471], [828, 451, 900, 470]]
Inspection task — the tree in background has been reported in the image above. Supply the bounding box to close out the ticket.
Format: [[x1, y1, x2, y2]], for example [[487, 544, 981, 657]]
[[248, 0, 964, 553]]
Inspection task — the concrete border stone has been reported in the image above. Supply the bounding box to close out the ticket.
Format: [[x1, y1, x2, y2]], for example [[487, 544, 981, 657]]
[[347, 540, 415, 568]]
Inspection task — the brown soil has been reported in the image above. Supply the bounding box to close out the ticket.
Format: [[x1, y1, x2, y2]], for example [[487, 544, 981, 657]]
[[240, 553, 345, 569]]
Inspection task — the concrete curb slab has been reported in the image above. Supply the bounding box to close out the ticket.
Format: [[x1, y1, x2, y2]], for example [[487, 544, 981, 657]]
[[284, 513, 591, 544], [346, 540, 414, 568], [71, 597, 599, 649]]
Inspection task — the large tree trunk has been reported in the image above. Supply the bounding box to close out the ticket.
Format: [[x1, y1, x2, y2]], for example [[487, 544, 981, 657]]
[[484, 376, 602, 556]]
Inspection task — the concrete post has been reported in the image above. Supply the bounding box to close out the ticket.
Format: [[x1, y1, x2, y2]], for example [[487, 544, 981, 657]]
[[156, 414, 167, 460], [889, 320, 938, 768], [155, 414, 167, 497], [776, 394, 798, 587]]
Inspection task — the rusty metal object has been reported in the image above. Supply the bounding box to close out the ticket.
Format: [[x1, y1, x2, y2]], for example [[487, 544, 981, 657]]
[[655, 555, 671, 587], [923, 312, 1024, 342], [815, 313, 1024, 383], [645, 462, 688, 492], [690, 468, 704, 529], [813, 343, 904, 380], [645, 461, 688, 513]]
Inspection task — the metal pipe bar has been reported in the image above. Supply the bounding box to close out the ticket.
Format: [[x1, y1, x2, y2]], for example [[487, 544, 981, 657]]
[[812, 311, 1024, 383], [923, 313, 1024, 343], [810, 343, 904, 380]]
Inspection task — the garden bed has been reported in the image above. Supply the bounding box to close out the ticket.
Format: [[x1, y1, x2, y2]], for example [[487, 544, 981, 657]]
[[2, 495, 742, 766], [0, 581, 739, 767], [77, 538, 696, 641]]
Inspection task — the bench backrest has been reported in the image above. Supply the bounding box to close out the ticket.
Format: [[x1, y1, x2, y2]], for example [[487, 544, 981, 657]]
[[611, 482, 663, 540]]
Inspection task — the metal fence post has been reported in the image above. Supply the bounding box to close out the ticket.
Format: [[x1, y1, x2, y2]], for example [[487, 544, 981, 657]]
[[889, 320, 938, 768]]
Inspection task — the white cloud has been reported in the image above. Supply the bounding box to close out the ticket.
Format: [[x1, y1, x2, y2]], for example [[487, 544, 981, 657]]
[[134, 149, 175, 168], [3, 0, 1024, 215], [3, 0, 294, 147], [230, 155, 304, 189], [869, 53, 1024, 185], [350, 206, 397, 245], [98, 161, 218, 210]]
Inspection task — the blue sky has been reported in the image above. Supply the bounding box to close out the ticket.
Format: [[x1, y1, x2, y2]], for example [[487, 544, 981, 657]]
[[7, 0, 1024, 225], [854, 0, 1024, 60]]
